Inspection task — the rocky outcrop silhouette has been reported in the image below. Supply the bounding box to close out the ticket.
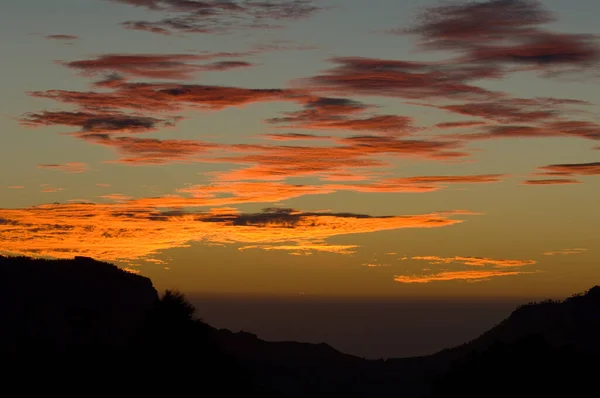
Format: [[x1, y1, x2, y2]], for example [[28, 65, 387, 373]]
[[0, 255, 158, 353]]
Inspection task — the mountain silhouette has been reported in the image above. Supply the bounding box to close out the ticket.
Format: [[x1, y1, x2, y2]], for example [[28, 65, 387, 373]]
[[1, 254, 599, 397]]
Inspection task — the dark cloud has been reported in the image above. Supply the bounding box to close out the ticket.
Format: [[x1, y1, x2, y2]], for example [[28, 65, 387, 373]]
[[434, 120, 488, 129], [267, 97, 416, 135], [202, 60, 253, 70], [45, 34, 79, 41], [403, 0, 552, 49], [21, 110, 176, 134], [61, 53, 253, 80], [451, 120, 600, 142], [435, 98, 561, 123], [29, 82, 301, 112], [535, 162, 600, 176], [299, 57, 497, 100], [37, 163, 87, 173], [403, 0, 600, 77], [521, 179, 582, 185], [78, 135, 217, 164], [108, 0, 323, 35], [260, 133, 332, 141]]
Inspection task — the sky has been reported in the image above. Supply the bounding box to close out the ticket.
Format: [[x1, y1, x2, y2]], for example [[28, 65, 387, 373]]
[[1, 0, 600, 309]]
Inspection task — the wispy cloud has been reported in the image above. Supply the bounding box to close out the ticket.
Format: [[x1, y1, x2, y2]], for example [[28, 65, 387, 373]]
[[40, 184, 65, 193], [326, 174, 506, 193], [299, 57, 495, 101], [28, 82, 302, 112], [21, 110, 178, 134], [412, 255, 535, 267], [80, 135, 217, 165], [535, 161, 600, 176], [37, 162, 87, 173], [522, 179, 582, 185], [394, 270, 529, 283], [61, 53, 253, 80], [451, 120, 600, 142], [434, 120, 488, 129], [239, 243, 359, 255], [212, 137, 467, 182], [543, 248, 587, 256], [266, 97, 416, 136], [99, 193, 134, 202], [107, 0, 324, 35], [45, 34, 79, 41], [260, 133, 333, 141]]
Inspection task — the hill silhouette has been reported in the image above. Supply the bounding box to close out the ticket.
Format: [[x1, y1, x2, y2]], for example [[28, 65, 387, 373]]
[[1, 255, 599, 397]]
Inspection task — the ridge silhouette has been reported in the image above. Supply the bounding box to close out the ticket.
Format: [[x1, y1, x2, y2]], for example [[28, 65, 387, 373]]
[[1, 255, 599, 397]]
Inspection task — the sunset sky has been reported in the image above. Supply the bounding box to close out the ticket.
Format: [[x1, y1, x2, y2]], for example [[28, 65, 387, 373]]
[[2, 0, 599, 301]]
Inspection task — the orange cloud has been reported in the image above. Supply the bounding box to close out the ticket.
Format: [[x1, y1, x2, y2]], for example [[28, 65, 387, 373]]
[[212, 137, 468, 182], [8, 186, 24, 189], [176, 181, 335, 205], [99, 193, 134, 202], [326, 174, 505, 194], [40, 184, 65, 193], [412, 255, 536, 267], [0, 204, 472, 262], [239, 243, 359, 256], [543, 248, 587, 256], [226, 134, 470, 179], [394, 270, 528, 283], [37, 162, 87, 173]]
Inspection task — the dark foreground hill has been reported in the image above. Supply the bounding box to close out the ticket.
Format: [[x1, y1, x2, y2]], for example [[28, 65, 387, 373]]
[[1, 255, 599, 397]]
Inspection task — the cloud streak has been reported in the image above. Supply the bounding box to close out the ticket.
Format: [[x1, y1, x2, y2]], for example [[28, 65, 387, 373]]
[[411, 255, 536, 268], [299, 57, 496, 101], [37, 162, 87, 173], [543, 248, 587, 256], [266, 97, 416, 136], [61, 53, 253, 80], [45, 34, 79, 41], [394, 270, 528, 283], [535, 161, 600, 176], [522, 179, 582, 185]]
